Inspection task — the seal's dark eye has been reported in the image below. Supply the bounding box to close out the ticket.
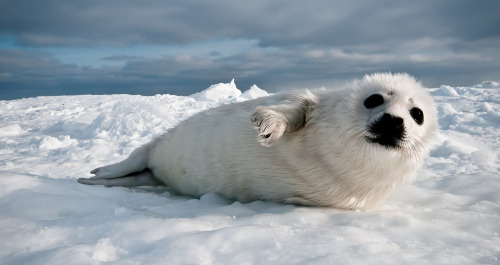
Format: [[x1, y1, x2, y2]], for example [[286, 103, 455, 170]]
[[364, 94, 384, 109], [410, 107, 424, 125]]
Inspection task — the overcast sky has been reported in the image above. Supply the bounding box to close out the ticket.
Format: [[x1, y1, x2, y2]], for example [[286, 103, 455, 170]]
[[1, 0, 499, 100]]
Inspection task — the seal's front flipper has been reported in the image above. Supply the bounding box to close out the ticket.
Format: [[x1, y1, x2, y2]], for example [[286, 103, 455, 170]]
[[78, 170, 163, 187], [251, 92, 318, 147]]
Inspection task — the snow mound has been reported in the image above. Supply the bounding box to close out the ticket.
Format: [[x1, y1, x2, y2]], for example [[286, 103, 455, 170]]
[[437, 103, 458, 117], [0, 124, 23, 136], [238, 84, 269, 101], [473, 81, 500, 89], [432, 85, 459, 96], [190, 79, 242, 103], [81, 96, 183, 140], [39, 135, 76, 150]]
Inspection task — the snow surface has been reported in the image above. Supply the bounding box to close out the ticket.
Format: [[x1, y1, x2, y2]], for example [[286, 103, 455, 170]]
[[0, 80, 499, 264]]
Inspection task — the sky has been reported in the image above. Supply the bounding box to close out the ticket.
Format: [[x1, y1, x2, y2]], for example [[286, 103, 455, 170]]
[[1, 0, 499, 100]]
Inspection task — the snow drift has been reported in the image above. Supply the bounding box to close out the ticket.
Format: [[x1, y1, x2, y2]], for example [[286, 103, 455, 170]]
[[0, 80, 499, 264]]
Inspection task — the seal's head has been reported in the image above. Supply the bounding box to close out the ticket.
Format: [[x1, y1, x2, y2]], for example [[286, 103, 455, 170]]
[[299, 73, 439, 209], [350, 73, 438, 156]]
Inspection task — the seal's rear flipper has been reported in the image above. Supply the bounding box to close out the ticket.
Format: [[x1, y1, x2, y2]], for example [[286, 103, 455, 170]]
[[78, 170, 163, 187], [89, 142, 154, 179]]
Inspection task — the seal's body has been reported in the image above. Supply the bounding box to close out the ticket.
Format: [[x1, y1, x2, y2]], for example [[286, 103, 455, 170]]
[[78, 73, 438, 210]]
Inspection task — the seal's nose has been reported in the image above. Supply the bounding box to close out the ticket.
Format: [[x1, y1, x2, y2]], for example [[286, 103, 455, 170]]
[[378, 113, 403, 129], [368, 113, 405, 148]]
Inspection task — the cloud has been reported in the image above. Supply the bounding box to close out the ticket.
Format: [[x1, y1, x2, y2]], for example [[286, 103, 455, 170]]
[[2, 34, 497, 100], [2, 0, 499, 47], [0, 0, 499, 99], [102, 55, 143, 61]]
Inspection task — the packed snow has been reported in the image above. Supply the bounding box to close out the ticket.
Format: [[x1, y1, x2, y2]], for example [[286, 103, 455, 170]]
[[0, 79, 499, 264]]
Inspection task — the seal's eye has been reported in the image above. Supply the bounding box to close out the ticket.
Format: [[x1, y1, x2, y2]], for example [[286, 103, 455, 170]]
[[364, 94, 384, 109], [410, 107, 424, 125]]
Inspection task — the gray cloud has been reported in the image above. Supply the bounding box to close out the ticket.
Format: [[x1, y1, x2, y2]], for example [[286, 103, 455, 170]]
[[2, 38, 497, 100], [0, 0, 499, 99], [2, 0, 499, 47], [102, 55, 143, 61]]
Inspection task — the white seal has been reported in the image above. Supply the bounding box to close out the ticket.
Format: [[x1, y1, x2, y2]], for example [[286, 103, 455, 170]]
[[78, 73, 438, 210]]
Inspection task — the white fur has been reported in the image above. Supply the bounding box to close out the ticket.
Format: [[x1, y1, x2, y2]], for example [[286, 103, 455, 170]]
[[78, 73, 439, 210]]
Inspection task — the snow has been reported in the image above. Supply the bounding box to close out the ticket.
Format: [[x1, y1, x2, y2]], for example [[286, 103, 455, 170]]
[[191, 79, 243, 103], [432, 85, 459, 97], [1, 80, 499, 264]]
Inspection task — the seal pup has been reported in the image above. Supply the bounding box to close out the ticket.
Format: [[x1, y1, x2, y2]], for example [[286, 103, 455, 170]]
[[78, 73, 438, 210]]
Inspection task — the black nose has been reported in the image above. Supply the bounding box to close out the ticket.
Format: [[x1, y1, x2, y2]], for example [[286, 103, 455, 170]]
[[378, 113, 403, 129], [368, 113, 405, 148]]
